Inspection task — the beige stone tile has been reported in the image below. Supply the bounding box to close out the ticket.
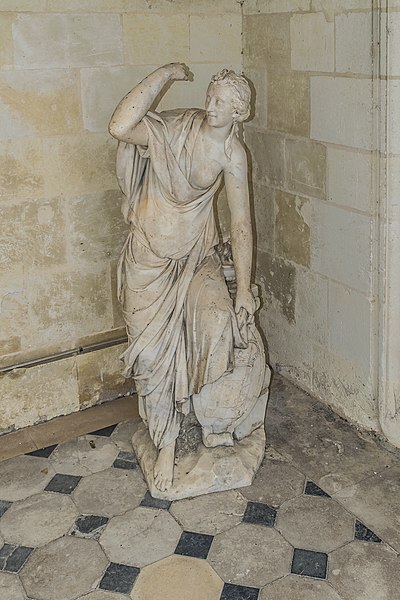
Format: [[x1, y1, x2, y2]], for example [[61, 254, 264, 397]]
[[170, 490, 247, 534], [285, 137, 326, 200], [72, 467, 146, 517], [310, 200, 372, 294], [13, 14, 123, 69], [311, 77, 373, 150], [336, 12, 372, 75], [0, 492, 78, 547], [0, 14, 14, 70], [49, 435, 119, 476], [243, 14, 291, 71], [0, 572, 25, 600], [209, 522, 292, 587], [0, 428, 36, 461], [244, 0, 311, 13], [0, 70, 81, 139], [20, 536, 108, 600], [190, 15, 242, 63], [253, 184, 275, 254], [0, 359, 80, 432], [111, 420, 139, 452], [256, 250, 296, 324], [245, 127, 285, 188], [131, 555, 224, 600], [0, 137, 46, 199], [334, 464, 400, 552], [124, 14, 189, 65], [261, 575, 344, 600], [267, 70, 310, 137], [0, 455, 55, 502], [291, 12, 334, 72], [275, 190, 310, 267], [327, 147, 372, 213], [276, 495, 355, 552], [295, 269, 328, 346], [241, 458, 305, 507], [329, 541, 400, 600], [80, 592, 126, 600], [44, 133, 118, 197], [100, 507, 181, 567]]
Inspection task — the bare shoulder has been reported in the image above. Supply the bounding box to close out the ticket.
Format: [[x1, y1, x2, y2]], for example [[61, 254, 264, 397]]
[[224, 137, 247, 175]]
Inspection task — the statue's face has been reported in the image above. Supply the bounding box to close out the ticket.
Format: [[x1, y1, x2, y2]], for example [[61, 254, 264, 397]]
[[205, 83, 237, 128]]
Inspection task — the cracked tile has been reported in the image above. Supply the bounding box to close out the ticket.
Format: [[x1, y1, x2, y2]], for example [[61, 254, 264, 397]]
[[49, 436, 119, 476], [140, 491, 171, 511], [73, 515, 109, 539], [0, 543, 33, 572], [0, 456, 55, 502], [241, 458, 305, 507], [110, 421, 138, 452], [260, 574, 344, 599], [242, 501, 276, 527]]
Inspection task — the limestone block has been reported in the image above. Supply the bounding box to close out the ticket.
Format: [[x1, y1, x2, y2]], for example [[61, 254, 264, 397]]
[[327, 147, 372, 213], [245, 127, 285, 187], [0, 272, 28, 358], [0, 138, 46, 199], [43, 134, 118, 197], [0, 337, 20, 356], [312, 1, 372, 21], [190, 15, 242, 63], [328, 282, 371, 373], [47, 0, 131, 11], [0, 197, 66, 274], [245, 66, 267, 129], [295, 270, 328, 346], [189, 0, 242, 12], [285, 137, 326, 199], [336, 13, 372, 75], [386, 81, 400, 155], [309, 200, 372, 293], [0, 14, 14, 69], [27, 268, 113, 348], [13, 14, 123, 69], [311, 77, 373, 149], [243, 14, 291, 71], [76, 345, 134, 408], [383, 13, 400, 77], [124, 14, 189, 65], [275, 190, 310, 267], [267, 70, 310, 136], [0, 70, 81, 139], [0, 0, 45, 9], [68, 190, 128, 264], [253, 183, 275, 254], [291, 12, 334, 72], [244, 0, 311, 14], [256, 249, 296, 323], [0, 358, 79, 431]]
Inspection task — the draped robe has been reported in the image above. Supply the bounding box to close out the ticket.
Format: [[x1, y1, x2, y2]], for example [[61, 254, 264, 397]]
[[116, 109, 243, 449]]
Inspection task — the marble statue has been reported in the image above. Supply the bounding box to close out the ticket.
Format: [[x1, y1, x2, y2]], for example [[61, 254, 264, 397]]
[[109, 63, 271, 499]]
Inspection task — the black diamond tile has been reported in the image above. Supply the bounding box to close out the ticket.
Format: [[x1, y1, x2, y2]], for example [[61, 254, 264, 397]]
[[45, 474, 81, 494], [0, 544, 33, 573], [304, 481, 331, 498], [26, 444, 58, 458], [89, 424, 117, 437], [75, 515, 109, 535], [0, 500, 12, 518], [355, 520, 382, 543], [291, 548, 328, 579], [243, 501, 276, 527], [99, 562, 140, 594], [220, 582, 260, 600], [175, 531, 214, 559], [140, 491, 172, 510], [113, 451, 138, 470]]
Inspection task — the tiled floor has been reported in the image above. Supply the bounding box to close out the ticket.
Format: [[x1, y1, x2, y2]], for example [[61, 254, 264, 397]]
[[0, 375, 399, 600]]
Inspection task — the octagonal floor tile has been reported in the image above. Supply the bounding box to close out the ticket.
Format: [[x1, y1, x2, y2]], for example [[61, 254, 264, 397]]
[[241, 458, 305, 507], [20, 536, 108, 600], [49, 436, 120, 476], [131, 554, 223, 600], [72, 468, 147, 518], [79, 592, 128, 600], [0, 572, 26, 600], [329, 541, 400, 600], [100, 506, 181, 567], [276, 496, 355, 552], [170, 490, 247, 535], [208, 522, 292, 588], [110, 421, 138, 453], [260, 574, 344, 600], [0, 456, 55, 502], [0, 492, 78, 547]]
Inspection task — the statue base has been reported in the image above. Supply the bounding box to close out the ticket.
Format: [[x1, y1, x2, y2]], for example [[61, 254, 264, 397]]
[[131, 421, 266, 501]]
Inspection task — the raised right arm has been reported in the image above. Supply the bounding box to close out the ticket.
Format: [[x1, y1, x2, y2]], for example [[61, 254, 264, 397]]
[[108, 63, 189, 145]]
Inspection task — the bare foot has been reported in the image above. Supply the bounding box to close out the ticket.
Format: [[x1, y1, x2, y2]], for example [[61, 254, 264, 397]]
[[154, 441, 175, 492]]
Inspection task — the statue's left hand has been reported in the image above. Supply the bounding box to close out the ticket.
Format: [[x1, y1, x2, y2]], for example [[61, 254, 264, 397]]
[[235, 288, 256, 326]]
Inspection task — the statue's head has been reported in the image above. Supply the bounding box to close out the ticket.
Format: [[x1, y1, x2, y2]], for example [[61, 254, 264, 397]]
[[206, 69, 251, 127]]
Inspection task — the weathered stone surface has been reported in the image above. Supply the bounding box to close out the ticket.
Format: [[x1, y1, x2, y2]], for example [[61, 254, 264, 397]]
[[0, 138, 46, 198], [0, 572, 25, 600], [244, 0, 311, 13], [241, 457, 305, 507], [0, 360, 79, 432], [79, 592, 124, 600], [111, 421, 139, 453], [0, 14, 14, 69], [336, 12, 372, 75], [0, 492, 78, 547], [383, 12, 400, 77], [243, 14, 291, 70], [0, 272, 27, 364], [268, 70, 310, 137], [285, 137, 326, 200], [245, 128, 285, 188], [275, 190, 310, 267], [132, 421, 266, 500], [256, 250, 296, 323], [20, 536, 108, 600], [124, 14, 189, 65], [190, 15, 242, 63], [0, 455, 55, 502], [261, 575, 344, 600], [245, 67, 268, 130], [49, 435, 119, 476], [312, 0, 371, 18], [386, 81, 400, 155], [100, 506, 182, 567], [291, 12, 334, 72], [295, 270, 328, 346], [13, 14, 123, 69], [327, 147, 372, 212], [253, 184, 275, 254], [0, 70, 81, 139]]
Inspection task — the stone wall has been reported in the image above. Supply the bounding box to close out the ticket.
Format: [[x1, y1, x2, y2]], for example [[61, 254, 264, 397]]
[[0, 0, 242, 432], [243, 0, 380, 431]]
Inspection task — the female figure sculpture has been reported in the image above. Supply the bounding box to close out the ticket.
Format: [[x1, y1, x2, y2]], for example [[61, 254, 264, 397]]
[[109, 64, 269, 496]]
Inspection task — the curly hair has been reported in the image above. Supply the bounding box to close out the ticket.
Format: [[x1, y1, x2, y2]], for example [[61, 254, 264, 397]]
[[209, 69, 251, 122]]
